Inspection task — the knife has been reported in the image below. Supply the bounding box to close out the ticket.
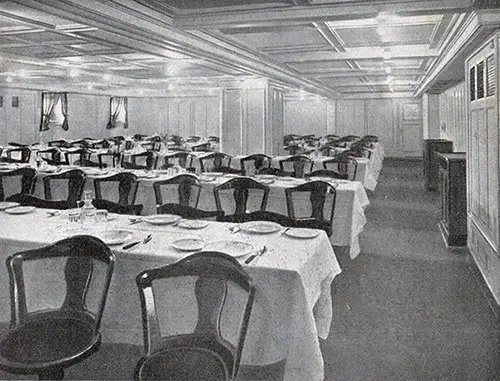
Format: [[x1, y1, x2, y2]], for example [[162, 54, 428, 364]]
[[122, 234, 152, 250], [245, 245, 267, 264]]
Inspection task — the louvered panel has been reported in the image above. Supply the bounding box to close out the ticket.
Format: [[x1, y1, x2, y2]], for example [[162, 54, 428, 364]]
[[487, 54, 496, 97], [477, 61, 485, 99], [470, 66, 476, 101]]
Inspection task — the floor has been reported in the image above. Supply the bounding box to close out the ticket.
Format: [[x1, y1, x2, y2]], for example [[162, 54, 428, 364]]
[[1, 158, 500, 380]]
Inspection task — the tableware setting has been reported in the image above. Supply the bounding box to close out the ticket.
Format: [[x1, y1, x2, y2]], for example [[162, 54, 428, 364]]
[[202, 172, 224, 177], [244, 245, 267, 264], [129, 216, 143, 225], [284, 228, 320, 239], [177, 219, 209, 229], [122, 233, 152, 250], [142, 214, 182, 226], [203, 240, 254, 258], [171, 236, 205, 251], [240, 221, 282, 234], [0, 202, 20, 211], [4, 206, 36, 215]]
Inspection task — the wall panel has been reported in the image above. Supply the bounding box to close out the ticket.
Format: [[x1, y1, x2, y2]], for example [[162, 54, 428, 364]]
[[439, 82, 467, 151]]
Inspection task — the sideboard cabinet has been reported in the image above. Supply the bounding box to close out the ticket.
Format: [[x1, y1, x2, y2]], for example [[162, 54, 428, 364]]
[[423, 139, 453, 191]]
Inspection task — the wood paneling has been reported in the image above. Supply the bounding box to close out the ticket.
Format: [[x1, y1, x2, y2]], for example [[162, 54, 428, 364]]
[[221, 88, 243, 155], [438, 82, 467, 151], [284, 99, 328, 137]]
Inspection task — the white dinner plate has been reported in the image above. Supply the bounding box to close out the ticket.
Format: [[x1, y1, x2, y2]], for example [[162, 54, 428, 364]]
[[4, 206, 36, 215], [198, 175, 216, 182], [257, 174, 277, 180], [143, 214, 181, 225], [258, 179, 274, 185], [240, 221, 282, 234], [94, 230, 133, 245], [178, 220, 209, 229], [85, 168, 108, 176], [0, 202, 20, 211], [204, 240, 254, 258], [39, 166, 61, 173], [172, 237, 205, 251], [203, 172, 224, 177], [136, 172, 159, 179], [284, 228, 320, 239]]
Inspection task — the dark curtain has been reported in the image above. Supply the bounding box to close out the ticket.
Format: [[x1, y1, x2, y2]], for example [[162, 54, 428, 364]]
[[61, 92, 69, 131]]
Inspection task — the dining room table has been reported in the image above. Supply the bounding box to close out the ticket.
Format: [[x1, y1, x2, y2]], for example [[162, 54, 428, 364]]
[[0, 205, 342, 381]]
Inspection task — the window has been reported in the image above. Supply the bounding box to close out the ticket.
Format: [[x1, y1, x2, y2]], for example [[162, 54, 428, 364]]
[[40, 92, 68, 131], [107, 97, 128, 129], [477, 61, 485, 99], [470, 66, 476, 101]]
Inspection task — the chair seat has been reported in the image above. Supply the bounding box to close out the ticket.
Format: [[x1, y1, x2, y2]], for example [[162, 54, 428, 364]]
[[136, 347, 228, 381], [0, 315, 98, 368]]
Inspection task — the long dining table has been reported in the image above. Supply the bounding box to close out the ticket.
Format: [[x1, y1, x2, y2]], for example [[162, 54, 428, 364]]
[[0, 207, 341, 381]]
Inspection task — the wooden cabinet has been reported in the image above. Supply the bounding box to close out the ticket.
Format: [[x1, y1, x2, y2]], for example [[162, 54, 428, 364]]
[[423, 139, 453, 191], [437, 152, 467, 246]]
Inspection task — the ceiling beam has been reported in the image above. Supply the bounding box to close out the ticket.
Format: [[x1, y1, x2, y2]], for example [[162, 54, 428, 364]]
[[273, 46, 439, 62], [304, 68, 426, 78], [174, 0, 475, 29]]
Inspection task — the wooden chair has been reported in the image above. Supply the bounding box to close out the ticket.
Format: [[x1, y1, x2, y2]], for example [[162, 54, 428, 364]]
[[41, 169, 87, 206], [36, 147, 63, 166], [64, 148, 98, 167], [97, 152, 121, 169], [121, 151, 158, 171], [191, 142, 212, 152], [153, 174, 201, 209], [1, 147, 31, 164], [93, 172, 139, 206], [199, 152, 241, 174], [0, 235, 115, 380], [322, 156, 358, 181], [134, 251, 255, 381], [160, 152, 195, 172], [213, 177, 269, 218], [239, 154, 271, 176], [305, 169, 348, 180], [0, 167, 36, 201], [48, 139, 68, 148], [156, 204, 223, 220], [284, 180, 337, 236], [279, 155, 313, 178]]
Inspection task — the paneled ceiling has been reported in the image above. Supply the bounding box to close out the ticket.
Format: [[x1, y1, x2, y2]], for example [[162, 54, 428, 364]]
[[0, 0, 499, 98]]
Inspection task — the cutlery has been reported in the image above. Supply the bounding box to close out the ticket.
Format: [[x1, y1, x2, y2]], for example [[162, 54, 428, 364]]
[[281, 227, 291, 235], [245, 245, 267, 264], [129, 217, 143, 225], [172, 219, 182, 227], [122, 234, 152, 250], [46, 210, 61, 217], [230, 225, 240, 234]]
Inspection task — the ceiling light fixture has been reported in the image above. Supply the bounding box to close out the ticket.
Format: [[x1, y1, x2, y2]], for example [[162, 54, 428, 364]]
[[6, 75, 12, 83], [382, 49, 392, 60], [385, 67, 392, 74]]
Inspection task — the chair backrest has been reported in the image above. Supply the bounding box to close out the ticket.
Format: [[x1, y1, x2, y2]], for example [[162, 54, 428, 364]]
[[64, 148, 91, 166], [97, 152, 121, 169], [156, 203, 224, 219], [152, 174, 201, 207], [122, 151, 158, 170], [322, 156, 358, 180], [93, 172, 139, 205], [213, 177, 269, 215], [48, 139, 68, 148], [135, 251, 255, 379], [42, 169, 87, 205], [37, 147, 63, 165], [279, 155, 313, 178], [6, 235, 115, 332], [257, 167, 287, 177], [199, 152, 232, 173], [0, 167, 37, 201], [4, 147, 31, 163], [6, 193, 84, 210], [239, 154, 271, 176], [285, 180, 337, 223], [305, 169, 348, 180], [161, 152, 193, 170], [92, 199, 143, 215], [191, 142, 212, 152]]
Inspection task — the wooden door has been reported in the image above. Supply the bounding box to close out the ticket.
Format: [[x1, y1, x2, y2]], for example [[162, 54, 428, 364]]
[[397, 101, 422, 157]]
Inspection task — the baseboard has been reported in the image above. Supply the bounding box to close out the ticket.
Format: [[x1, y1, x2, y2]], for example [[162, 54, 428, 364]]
[[465, 251, 500, 320]]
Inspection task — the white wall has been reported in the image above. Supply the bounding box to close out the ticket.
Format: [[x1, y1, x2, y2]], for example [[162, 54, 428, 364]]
[[0, 89, 221, 146], [438, 81, 467, 152]]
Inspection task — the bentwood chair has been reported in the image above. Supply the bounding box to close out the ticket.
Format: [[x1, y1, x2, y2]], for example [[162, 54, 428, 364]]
[[6, 193, 86, 210], [239, 154, 271, 176], [199, 152, 241, 174], [41, 169, 87, 206], [0, 167, 37, 201], [322, 155, 358, 181], [284, 180, 337, 236], [0, 147, 31, 164], [305, 169, 348, 180], [214, 177, 270, 220], [279, 155, 313, 178], [134, 251, 255, 381], [153, 174, 201, 211], [121, 151, 158, 171], [160, 151, 195, 172], [257, 167, 287, 177], [0, 235, 115, 380], [92, 172, 142, 215]]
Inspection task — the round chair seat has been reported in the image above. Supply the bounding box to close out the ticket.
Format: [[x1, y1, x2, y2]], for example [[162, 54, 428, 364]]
[[136, 347, 228, 381], [0, 316, 97, 366]]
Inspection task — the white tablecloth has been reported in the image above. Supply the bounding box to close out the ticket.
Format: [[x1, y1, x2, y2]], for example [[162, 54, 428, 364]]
[[0, 208, 341, 381]]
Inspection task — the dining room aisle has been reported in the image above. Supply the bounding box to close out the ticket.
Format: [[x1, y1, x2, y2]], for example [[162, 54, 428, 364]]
[[323, 158, 500, 380]]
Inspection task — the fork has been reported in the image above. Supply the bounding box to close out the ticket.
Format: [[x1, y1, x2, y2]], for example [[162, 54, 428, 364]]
[[122, 234, 152, 250]]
